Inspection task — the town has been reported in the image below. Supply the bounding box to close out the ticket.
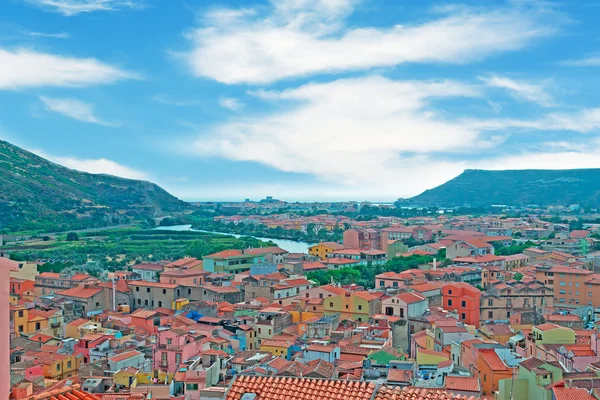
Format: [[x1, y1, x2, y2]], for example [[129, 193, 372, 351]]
[[7, 210, 600, 400]]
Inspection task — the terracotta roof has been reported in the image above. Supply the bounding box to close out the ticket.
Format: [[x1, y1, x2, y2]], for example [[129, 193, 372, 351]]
[[312, 242, 347, 250], [226, 375, 376, 400], [131, 263, 164, 271], [129, 280, 180, 288], [245, 246, 289, 255], [445, 376, 480, 392], [535, 323, 564, 331], [387, 368, 413, 383], [553, 386, 595, 400], [375, 386, 479, 400], [396, 292, 426, 304], [109, 350, 142, 363], [56, 285, 102, 299], [204, 250, 244, 259]]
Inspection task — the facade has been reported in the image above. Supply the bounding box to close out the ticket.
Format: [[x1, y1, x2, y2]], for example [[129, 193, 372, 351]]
[[442, 282, 482, 327], [343, 228, 381, 251], [129, 281, 182, 310], [34, 272, 99, 296], [324, 292, 381, 322], [308, 242, 346, 260], [130, 263, 164, 282], [480, 281, 553, 322], [382, 292, 428, 319], [203, 250, 267, 274]]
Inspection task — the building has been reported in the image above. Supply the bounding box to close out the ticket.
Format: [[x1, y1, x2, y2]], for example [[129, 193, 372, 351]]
[[308, 242, 347, 260], [441, 282, 482, 327], [2, 258, 17, 400], [34, 272, 99, 296], [525, 323, 576, 359], [497, 357, 565, 400], [244, 246, 289, 263], [129, 281, 183, 310], [324, 291, 382, 322], [343, 228, 381, 251], [130, 263, 164, 282], [56, 285, 105, 317], [480, 281, 553, 322], [382, 292, 428, 319], [203, 250, 267, 274]]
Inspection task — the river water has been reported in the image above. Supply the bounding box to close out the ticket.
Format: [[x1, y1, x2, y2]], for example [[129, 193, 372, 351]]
[[154, 224, 314, 254]]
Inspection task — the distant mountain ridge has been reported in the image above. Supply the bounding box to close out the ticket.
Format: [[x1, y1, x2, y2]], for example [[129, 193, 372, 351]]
[[409, 168, 600, 207], [0, 140, 191, 232]]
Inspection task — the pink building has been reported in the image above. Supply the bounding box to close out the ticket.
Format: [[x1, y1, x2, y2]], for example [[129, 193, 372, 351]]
[[153, 327, 208, 372], [343, 228, 381, 251], [2, 258, 18, 399]]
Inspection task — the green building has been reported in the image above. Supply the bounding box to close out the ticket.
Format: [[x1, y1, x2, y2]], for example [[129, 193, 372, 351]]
[[497, 357, 564, 400]]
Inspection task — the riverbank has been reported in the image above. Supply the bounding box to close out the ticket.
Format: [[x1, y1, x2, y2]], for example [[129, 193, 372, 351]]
[[155, 225, 315, 254]]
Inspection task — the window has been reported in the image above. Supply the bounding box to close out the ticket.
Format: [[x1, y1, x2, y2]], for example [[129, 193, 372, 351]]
[[144, 300, 149, 306], [488, 299, 493, 306], [393, 282, 398, 288], [576, 291, 579, 295], [67, 360, 72, 369], [35, 322, 41, 330], [461, 301, 466, 307], [448, 300, 453, 306], [461, 313, 466, 320], [136, 287, 139, 292], [158, 301, 162, 307], [152, 301, 155, 307], [258, 328, 262, 334], [483, 374, 486, 382], [330, 302, 333, 307], [576, 283, 580, 287], [56, 364, 60, 371], [18, 310, 24, 318], [137, 299, 141, 305], [175, 353, 181, 363], [448, 290, 452, 294], [146, 288, 150, 293], [163, 289, 167, 294], [186, 383, 199, 390], [167, 338, 172, 345], [18, 325, 23, 333], [589, 292, 593, 297], [560, 290, 566, 294], [345, 305, 349, 309], [559, 282, 566, 286], [358, 305, 362, 310], [488, 311, 493, 318]]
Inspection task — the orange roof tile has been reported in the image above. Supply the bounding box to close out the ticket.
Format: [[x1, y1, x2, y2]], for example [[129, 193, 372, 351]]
[[445, 376, 480, 392], [226, 375, 376, 400], [375, 386, 478, 400], [56, 286, 102, 299]]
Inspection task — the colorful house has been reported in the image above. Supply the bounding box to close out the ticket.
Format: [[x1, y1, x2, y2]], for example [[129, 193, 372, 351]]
[[441, 282, 482, 327], [308, 242, 347, 260], [324, 291, 382, 322]]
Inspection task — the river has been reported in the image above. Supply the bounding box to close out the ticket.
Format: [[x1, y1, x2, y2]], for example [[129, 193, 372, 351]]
[[154, 224, 314, 254]]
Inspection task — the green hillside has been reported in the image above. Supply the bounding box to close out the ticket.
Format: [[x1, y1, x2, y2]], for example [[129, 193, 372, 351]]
[[410, 169, 600, 207], [0, 140, 191, 232]]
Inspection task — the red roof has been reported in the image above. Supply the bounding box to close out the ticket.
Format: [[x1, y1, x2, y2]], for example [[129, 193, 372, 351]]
[[445, 376, 480, 392], [204, 249, 244, 259], [226, 375, 376, 400], [375, 386, 478, 400], [131, 263, 164, 271], [553, 386, 594, 400], [56, 286, 102, 299], [109, 350, 142, 363], [395, 292, 426, 304], [479, 348, 510, 371]]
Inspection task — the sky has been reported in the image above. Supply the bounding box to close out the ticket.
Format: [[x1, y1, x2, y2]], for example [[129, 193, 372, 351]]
[[4, 1, 600, 202]]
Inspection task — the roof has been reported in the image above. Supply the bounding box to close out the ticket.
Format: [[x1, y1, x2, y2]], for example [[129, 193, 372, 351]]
[[535, 323, 564, 332], [375, 386, 479, 400], [245, 246, 289, 255], [553, 386, 595, 400], [387, 368, 413, 383], [204, 249, 244, 259], [129, 280, 180, 288], [312, 241, 347, 250], [131, 263, 164, 271], [226, 375, 376, 400], [548, 266, 592, 275], [445, 376, 480, 393], [56, 285, 102, 299], [109, 350, 142, 363], [395, 292, 426, 304]]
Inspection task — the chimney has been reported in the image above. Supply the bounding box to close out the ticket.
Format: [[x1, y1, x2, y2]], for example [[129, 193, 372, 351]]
[[433, 258, 437, 271]]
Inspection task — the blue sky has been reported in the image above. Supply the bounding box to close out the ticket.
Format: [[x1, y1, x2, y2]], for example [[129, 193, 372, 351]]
[[3, 0, 600, 202]]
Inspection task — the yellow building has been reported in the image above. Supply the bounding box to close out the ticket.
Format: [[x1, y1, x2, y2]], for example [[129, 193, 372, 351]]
[[11, 307, 58, 336], [38, 352, 82, 380], [260, 339, 293, 358], [323, 291, 381, 322], [10, 261, 38, 281], [114, 367, 139, 388], [64, 318, 101, 339], [308, 242, 346, 260]]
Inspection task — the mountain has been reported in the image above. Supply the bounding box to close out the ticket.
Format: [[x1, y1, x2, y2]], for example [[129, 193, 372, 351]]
[[409, 169, 600, 207], [0, 140, 191, 232]]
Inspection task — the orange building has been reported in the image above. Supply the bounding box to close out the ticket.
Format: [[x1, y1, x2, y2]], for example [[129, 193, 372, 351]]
[[441, 282, 481, 327], [477, 348, 514, 397], [545, 266, 600, 308]]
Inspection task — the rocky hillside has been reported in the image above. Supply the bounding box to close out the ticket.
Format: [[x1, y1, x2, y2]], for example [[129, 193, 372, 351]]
[[0, 140, 191, 232], [410, 169, 600, 207]]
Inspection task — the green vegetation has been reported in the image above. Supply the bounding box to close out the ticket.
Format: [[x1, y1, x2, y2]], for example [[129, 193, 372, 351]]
[[4, 228, 273, 271], [410, 168, 600, 207], [0, 140, 191, 234], [493, 240, 537, 255], [191, 219, 342, 243], [513, 272, 523, 281], [307, 254, 435, 289]]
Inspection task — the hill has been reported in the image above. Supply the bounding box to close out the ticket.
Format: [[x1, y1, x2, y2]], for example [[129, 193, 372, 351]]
[[409, 169, 600, 207], [0, 140, 191, 232]]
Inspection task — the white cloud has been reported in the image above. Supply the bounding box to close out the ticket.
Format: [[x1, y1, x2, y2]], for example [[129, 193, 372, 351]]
[[0, 48, 137, 89], [479, 74, 554, 106], [218, 97, 244, 112], [191, 76, 486, 194], [183, 0, 556, 84], [561, 56, 600, 67], [188, 75, 600, 199], [28, 31, 71, 39], [33, 149, 148, 180], [39, 96, 116, 126], [23, 0, 146, 16]]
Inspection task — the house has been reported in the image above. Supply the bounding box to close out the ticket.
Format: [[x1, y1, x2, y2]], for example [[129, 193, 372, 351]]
[[34, 272, 99, 296], [480, 280, 553, 322], [56, 285, 105, 317], [324, 291, 382, 322], [160, 269, 209, 286], [343, 228, 381, 251], [260, 339, 295, 359], [129, 281, 183, 310], [203, 250, 267, 274], [446, 239, 494, 259], [308, 242, 346, 260], [525, 324, 576, 360], [382, 292, 428, 319], [497, 357, 565, 400], [441, 282, 482, 327], [303, 344, 340, 363], [131, 263, 164, 282], [245, 246, 289, 263], [477, 348, 515, 397], [198, 285, 244, 303], [153, 327, 206, 372], [444, 376, 481, 398], [108, 350, 145, 371]]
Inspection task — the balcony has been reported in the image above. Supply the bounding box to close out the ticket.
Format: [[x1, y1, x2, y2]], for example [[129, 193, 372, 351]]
[[157, 343, 181, 350], [51, 322, 61, 328]]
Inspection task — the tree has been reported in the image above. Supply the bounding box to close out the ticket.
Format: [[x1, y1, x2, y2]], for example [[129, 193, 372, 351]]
[[513, 272, 523, 281], [66, 232, 79, 241]]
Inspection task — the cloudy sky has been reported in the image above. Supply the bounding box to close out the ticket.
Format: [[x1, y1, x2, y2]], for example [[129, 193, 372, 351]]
[[3, 0, 600, 201]]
